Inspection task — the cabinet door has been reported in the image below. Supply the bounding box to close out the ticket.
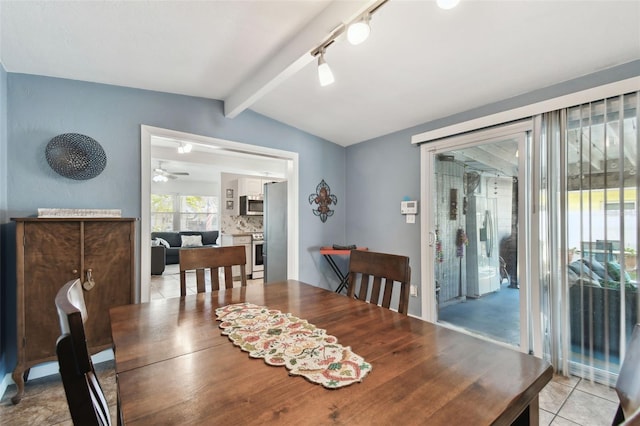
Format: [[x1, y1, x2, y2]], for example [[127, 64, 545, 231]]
[[239, 178, 263, 196], [83, 221, 133, 348], [23, 222, 81, 362]]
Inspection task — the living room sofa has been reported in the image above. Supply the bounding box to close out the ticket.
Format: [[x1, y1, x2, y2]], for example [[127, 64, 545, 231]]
[[568, 258, 637, 357], [151, 231, 219, 265]]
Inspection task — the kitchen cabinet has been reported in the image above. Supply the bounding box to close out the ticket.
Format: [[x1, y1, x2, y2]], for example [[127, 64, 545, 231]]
[[221, 234, 252, 278], [11, 217, 136, 404], [238, 177, 281, 196], [238, 177, 264, 196]]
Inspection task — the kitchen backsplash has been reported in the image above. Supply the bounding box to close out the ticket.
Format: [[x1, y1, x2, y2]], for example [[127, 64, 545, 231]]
[[221, 215, 263, 234]]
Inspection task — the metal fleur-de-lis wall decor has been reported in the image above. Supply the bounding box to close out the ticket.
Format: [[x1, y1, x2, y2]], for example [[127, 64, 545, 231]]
[[308, 179, 337, 223]]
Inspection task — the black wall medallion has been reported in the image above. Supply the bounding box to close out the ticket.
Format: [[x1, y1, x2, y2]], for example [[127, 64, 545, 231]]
[[46, 133, 107, 180]]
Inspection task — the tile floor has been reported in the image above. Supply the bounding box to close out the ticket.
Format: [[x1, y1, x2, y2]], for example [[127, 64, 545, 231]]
[[0, 265, 621, 425], [149, 263, 265, 300], [0, 360, 117, 426], [539, 374, 619, 425]]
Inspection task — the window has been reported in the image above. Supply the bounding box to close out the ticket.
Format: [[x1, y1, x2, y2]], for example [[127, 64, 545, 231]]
[[151, 194, 174, 231], [151, 194, 219, 231], [179, 195, 218, 231]]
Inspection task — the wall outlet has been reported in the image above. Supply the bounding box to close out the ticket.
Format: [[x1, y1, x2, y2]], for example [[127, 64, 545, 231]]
[[410, 285, 418, 297]]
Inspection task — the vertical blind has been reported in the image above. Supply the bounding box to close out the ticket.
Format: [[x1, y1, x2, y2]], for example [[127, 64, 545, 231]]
[[550, 92, 639, 384]]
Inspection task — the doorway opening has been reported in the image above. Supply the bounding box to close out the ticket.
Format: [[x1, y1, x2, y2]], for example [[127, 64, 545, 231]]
[[434, 141, 521, 347], [140, 125, 299, 302]]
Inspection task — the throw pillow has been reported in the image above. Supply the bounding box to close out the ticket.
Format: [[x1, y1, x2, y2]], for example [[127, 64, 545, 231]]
[[581, 258, 607, 280], [181, 234, 203, 247], [567, 267, 601, 287], [606, 261, 631, 283], [568, 260, 602, 283], [156, 237, 171, 248]]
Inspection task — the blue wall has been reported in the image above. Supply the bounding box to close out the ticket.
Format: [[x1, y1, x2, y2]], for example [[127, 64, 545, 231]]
[[0, 63, 8, 382], [345, 132, 422, 312], [345, 60, 640, 317], [1, 74, 347, 376]]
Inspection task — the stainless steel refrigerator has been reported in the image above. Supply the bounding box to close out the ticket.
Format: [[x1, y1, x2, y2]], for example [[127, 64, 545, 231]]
[[263, 181, 287, 283]]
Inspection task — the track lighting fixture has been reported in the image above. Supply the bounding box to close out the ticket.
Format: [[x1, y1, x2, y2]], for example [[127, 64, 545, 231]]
[[311, 0, 460, 87], [347, 13, 371, 45], [310, 0, 389, 87], [317, 49, 335, 87]]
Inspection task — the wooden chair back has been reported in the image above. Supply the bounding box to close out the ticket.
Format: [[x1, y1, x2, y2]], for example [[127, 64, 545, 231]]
[[614, 323, 640, 425], [55, 279, 111, 426], [347, 250, 411, 315], [179, 246, 247, 296]]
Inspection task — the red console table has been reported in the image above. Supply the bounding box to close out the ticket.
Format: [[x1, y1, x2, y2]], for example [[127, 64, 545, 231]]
[[319, 246, 368, 294]]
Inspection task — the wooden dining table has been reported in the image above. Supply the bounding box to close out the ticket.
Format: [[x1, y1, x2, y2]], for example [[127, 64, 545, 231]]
[[110, 280, 553, 425]]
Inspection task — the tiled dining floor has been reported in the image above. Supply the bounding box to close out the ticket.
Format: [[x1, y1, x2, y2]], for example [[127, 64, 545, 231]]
[[150, 263, 265, 299], [539, 374, 619, 425], [0, 266, 621, 425]]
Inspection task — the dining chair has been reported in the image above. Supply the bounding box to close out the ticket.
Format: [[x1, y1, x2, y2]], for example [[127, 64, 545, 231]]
[[347, 249, 411, 315], [179, 245, 247, 296], [613, 323, 640, 425], [55, 279, 112, 426]]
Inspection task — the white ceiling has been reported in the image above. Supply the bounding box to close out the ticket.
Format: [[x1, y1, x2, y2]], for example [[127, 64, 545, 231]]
[[150, 136, 288, 183], [1, 1, 639, 147]]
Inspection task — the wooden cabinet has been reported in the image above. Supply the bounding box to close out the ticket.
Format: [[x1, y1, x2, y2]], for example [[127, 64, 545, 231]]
[[11, 217, 136, 404]]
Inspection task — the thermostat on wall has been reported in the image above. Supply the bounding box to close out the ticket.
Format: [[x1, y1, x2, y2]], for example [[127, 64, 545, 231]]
[[401, 200, 418, 215]]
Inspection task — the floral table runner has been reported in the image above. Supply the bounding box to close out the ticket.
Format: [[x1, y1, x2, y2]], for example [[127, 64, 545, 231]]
[[215, 302, 372, 389]]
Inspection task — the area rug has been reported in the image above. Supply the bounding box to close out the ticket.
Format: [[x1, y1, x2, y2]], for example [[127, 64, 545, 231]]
[[215, 302, 372, 389]]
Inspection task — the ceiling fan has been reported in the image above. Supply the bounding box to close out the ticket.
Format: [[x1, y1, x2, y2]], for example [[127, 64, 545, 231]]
[[153, 161, 189, 181]]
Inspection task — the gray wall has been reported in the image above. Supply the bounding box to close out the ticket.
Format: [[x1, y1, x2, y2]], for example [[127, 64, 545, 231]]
[[1, 73, 347, 376]]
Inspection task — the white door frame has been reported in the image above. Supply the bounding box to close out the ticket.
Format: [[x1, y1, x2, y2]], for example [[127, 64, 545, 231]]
[[140, 125, 299, 302], [419, 120, 542, 355]]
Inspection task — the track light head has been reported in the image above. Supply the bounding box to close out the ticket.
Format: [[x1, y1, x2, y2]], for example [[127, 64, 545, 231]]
[[317, 50, 335, 87], [347, 14, 371, 45]]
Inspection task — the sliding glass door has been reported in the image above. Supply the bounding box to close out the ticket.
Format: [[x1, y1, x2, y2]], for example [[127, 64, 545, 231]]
[[422, 122, 539, 353], [420, 89, 639, 383]]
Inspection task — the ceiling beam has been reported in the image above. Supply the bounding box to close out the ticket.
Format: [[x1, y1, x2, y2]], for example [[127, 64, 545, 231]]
[[223, 0, 378, 119], [607, 121, 638, 169], [580, 128, 604, 171]]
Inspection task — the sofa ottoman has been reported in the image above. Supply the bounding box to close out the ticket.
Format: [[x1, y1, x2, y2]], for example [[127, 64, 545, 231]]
[[151, 245, 166, 275]]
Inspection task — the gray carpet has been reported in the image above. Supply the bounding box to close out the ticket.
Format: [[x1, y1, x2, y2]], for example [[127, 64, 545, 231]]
[[438, 282, 521, 346]]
